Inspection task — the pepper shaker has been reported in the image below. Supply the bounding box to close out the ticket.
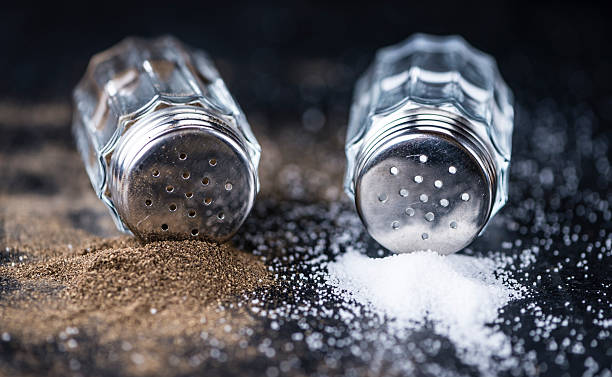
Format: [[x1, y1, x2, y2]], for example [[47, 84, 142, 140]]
[[73, 36, 261, 242], [344, 34, 514, 255]]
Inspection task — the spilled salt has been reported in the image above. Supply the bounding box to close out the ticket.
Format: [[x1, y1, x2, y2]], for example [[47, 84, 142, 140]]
[[325, 250, 525, 375]]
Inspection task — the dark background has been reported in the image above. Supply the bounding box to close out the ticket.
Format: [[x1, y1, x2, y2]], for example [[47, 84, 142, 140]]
[[1, 1, 611, 376], [2, 1, 611, 128]]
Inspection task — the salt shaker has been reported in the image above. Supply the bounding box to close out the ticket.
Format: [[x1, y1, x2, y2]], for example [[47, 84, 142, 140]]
[[344, 34, 514, 255], [73, 36, 261, 242]]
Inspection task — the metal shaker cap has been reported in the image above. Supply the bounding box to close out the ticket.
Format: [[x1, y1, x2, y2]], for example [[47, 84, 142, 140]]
[[354, 113, 496, 255], [109, 106, 257, 242]]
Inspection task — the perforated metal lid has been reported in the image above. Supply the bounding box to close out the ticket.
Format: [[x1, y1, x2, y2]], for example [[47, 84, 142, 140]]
[[109, 110, 257, 242], [354, 122, 496, 255]]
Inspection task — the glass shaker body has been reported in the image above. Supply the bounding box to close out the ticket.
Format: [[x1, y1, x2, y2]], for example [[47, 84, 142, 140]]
[[73, 36, 260, 242], [344, 34, 514, 255]]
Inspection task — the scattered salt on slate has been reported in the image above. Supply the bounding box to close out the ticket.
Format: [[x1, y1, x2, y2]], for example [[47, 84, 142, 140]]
[[239, 192, 611, 377]]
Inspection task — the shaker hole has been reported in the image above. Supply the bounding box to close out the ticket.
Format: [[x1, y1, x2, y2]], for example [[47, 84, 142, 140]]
[[421, 233, 429, 240], [377, 193, 388, 203], [185, 192, 193, 198], [440, 199, 449, 207], [169, 203, 177, 212], [202, 177, 210, 185], [419, 155, 428, 163], [390, 166, 399, 175], [191, 229, 199, 236], [166, 185, 174, 192], [391, 221, 400, 230], [461, 193, 470, 201], [152, 170, 160, 177], [145, 199, 152, 207], [188, 210, 196, 218], [182, 171, 190, 179], [217, 212, 225, 220], [414, 175, 423, 183], [450, 221, 458, 229], [419, 194, 428, 203], [225, 182, 233, 191], [161, 224, 169, 231], [209, 159, 217, 166], [424, 212, 435, 222], [405, 207, 415, 216], [434, 180, 443, 188], [179, 153, 187, 160], [399, 188, 409, 197], [449, 166, 457, 174], [204, 197, 213, 205]]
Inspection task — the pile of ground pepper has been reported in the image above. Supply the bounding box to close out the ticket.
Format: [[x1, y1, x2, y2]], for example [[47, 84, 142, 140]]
[[2, 238, 273, 316], [0, 236, 274, 376]]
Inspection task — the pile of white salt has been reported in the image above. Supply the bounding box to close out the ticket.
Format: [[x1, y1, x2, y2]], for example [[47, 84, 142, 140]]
[[325, 250, 526, 375]]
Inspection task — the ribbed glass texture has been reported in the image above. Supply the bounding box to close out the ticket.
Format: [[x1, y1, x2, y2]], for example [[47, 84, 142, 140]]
[[73, 36, 260, 228], [345, 34, 514, 217]]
